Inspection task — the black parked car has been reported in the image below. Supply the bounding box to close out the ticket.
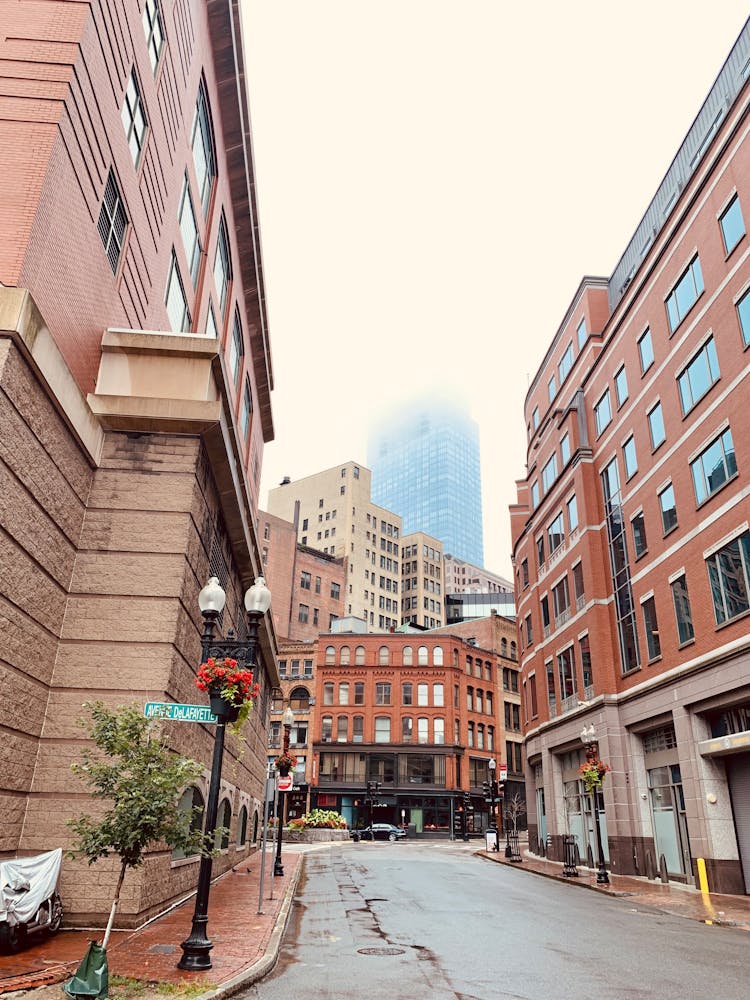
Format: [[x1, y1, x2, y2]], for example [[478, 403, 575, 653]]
[[351, 823, 406, 842]]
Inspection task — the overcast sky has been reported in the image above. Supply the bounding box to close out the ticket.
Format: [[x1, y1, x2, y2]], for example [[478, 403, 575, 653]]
[[242, 1, 749, 577]]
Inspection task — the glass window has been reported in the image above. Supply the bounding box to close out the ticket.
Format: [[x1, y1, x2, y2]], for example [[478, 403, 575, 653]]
[[542, 454, 558, 493], [323, 682, 334, 705], [557, 646, 576, 700], [615, 365, 628, 407], [354, 681, 364, 704], [205, 302, 218, 339], [191, 83, 216, 215], [642, 596, 661, 660], [658, 483, 678, 534], [121, 68, 147, 167], [594, 389, 612, 436], [374, 717, 391, 743], [561, 432, 570, 466], [567, 494, 578, 533], [623, 436, 637, 479], [707, 531, 750, 625], [558, 343, 574, 384], [576, 318, 587, 349], [433, 683, 444, 707], [737, 288, 750, 348], [353, 716, 364, 743], [433, 646, 443, 666], [214, 217, 231, 316], [325, 646, 335, 665], [417, 718, 429, 744], [375, 682, 391, 705], [178, 174, 201, 285], [417, 683, 429, 707], [402, 682, 412, 706], [355, 646, 365, 665], [532, 406, 540, 430], [632, 511, 647, 558], [678, 337, 720, 414], [548, 375, 557, 403], [240, 378, 252, 440], [165, 250, 190, 332], [719, 194, 745, 254], [402, 645, 413, 666], [647, 402, 666, 449], [142, 0, 164, 74], [530, 481, 539, 509], [97, 170, 128, 274], [379, 646, 389, 665], [666, 256, 704, 332], [418, 645, 428, 665], [547, 512, 565, 554], [336, 716, 348, 742], [671, 575, 695, 643], [638, 328, 654, 373], [229, 310, 244, 389], [339, 682, 349, 705], [691, 428, 736, 504], [434, 718, 445, 745]]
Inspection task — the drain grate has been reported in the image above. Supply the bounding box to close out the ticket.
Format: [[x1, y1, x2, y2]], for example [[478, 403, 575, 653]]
[[357, 947, 406, 956]]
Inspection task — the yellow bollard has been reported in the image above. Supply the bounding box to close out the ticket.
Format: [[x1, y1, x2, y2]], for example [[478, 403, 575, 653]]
[[697, 857, 710, 894]]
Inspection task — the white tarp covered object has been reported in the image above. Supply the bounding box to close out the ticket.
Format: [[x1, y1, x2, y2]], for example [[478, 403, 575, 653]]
[[0, 848, 62, 926]]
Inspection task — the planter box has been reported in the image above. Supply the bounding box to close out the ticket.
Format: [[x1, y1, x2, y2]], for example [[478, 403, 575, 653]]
[[283, 829, 350, 843]]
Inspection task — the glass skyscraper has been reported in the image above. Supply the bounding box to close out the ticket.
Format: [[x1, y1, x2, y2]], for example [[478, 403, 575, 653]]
[[369, 398, 484, 566]]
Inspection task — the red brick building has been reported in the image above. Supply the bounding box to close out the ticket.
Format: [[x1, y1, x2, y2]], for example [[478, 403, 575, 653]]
[[0, 0, 278, 924], [512, 22, 750, 893], [310, 631, 513, 836]]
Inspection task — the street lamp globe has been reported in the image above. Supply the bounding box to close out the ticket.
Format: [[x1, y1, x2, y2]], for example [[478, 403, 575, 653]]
[[198, 577, 226, 615], [488, 757, 496, 772], [580, 724, 596, 746], [282, 706, 294, 728], [244, 576, 272, 614]]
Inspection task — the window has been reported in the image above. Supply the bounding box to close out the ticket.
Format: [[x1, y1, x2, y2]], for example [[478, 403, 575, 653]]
[[707, 531, 750, 625], [374, 717, 391, 743], [572, 562, 584, 605], [638, 328, 654, 373], [623, 436, 637, 479], [323, 682, 334, 705], [402, 645, 413, 666], [214, 217, 231, 315], [720, 194, 745, 254], [324, 646, 335, 665], [433, 683, 444, 707], [548, 375, 557, 403], [402, 682, 413, 706], [240, 379, 252, 440], [678, 337, 720, 414], [548, 512, 565, 555], [97, 170, 127, 274], [558, 343, 574, 384], [353, 716, 364, 743], [402, 716, 413, 742], [524, 614, 533, 646], [579, 634, 592, 688], [521, 559, 529, 588], [178, 174, 201, 284], [530, 481, 540, 509], [552, 575, 570, 622], [418, 645, 428, 666], [417, 683, 429, 707], [300, 571, 311, 590], [191, 83, 216, 215], [615, 366, 628, 407], [557, 646, 576, 700], [541, 454, 558, 494], [666, 256, 703, 332], [225, 310, 243, 389], [576, 318, 587, 349], [121, 68, 147, 167], [737, 288, 750, 348], [658, 483, 677, 534], [375, 682, 391, 705], [237, 804, 248, 846], [205, 302, 218, 339], [647, 402, 666, 449], [434, 718, 445, 745], [354, 681, 364, 704], [331, 582, 341, 600], [165, 250, 190, 332], [691, 429, 736, 504], [433, 646, 443, 666], [560, 432, 570, 466], [642, 596, 661, 660], [532, 406, 540, 430], [142, 0, 164, 74], [355, 646, 365, 666], [321, 716, 332, 741], [594, 389, 612, 436], [298, 604, 309, 623], [671, 575, 694, 643], [336, 716, 348, 742], [632, 511, 647, 558], [566, 494, 578, 533]]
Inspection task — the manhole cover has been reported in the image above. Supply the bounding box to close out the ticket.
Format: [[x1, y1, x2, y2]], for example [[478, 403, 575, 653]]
[[357, 947, 406, 956], [148, 944, 177, 955]]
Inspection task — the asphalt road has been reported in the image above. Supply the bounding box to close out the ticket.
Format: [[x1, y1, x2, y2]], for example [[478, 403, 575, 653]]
[[244, 841, 748, 1000]]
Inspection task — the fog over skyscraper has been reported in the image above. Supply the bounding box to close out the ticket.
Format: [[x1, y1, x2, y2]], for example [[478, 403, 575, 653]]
[[369, 397, 484, 566]]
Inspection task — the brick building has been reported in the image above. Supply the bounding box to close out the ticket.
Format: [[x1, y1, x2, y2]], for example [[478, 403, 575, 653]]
[[310, 630, 520, 836], [0, 0, 279, 925], [512, 21, 750, 893], [267, 640, 317, 821]]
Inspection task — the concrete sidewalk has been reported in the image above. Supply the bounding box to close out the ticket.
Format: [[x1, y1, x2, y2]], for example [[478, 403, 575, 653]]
[[0, 849, 302, 997], [479, 845, 750, 930]]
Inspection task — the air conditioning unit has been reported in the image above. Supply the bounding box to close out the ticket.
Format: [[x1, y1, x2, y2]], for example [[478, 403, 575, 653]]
[[322, 736, 331, 743]]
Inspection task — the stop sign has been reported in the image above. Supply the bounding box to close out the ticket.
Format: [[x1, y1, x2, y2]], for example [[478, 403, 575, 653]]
[[277, 774, 293, 792]]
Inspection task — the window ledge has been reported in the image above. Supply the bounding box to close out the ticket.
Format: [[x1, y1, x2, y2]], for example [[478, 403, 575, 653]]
[[724, 231, 745, 261], [646, 654, 663, 667], [715, 606, 750, 632], [677, 638, 696, 650], [695, 471, 739, 511], [662, 524, 679, 539]]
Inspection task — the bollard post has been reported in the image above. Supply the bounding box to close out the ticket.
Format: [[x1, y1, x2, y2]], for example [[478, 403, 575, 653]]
[[697, 857, 710, 894], [659, 854, 669, 884]]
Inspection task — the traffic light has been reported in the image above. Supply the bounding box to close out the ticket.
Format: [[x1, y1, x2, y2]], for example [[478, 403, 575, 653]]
[[482, 780, 490, 800]]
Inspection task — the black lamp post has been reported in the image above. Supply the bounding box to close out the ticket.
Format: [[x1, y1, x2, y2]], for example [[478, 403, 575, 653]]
[[487, 758, 499, 852], [178, 575, 272, 971], [580, 724, 610, 885], [273, 706, 295, 877]]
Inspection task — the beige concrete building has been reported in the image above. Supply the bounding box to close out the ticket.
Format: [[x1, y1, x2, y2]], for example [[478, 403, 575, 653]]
[[267, 463, 402, 632], [443, 555, 514, 596], [400, 531, 444, 628]]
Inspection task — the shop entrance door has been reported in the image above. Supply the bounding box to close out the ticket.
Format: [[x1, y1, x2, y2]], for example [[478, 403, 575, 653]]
[[648, 763, 690, 879]]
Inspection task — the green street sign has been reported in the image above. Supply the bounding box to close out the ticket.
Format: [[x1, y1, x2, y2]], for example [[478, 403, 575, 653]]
[[144, 702, 216, 723]]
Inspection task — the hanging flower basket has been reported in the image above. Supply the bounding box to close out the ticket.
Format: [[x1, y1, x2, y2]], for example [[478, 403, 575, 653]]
[[196, 657, 259, 729], [579, 759, 611, 794], [275, 751, 296, 776]]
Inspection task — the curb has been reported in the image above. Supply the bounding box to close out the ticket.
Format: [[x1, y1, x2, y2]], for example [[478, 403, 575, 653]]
[[191, 857, 302, 1000], [0, 966, 71, 994]]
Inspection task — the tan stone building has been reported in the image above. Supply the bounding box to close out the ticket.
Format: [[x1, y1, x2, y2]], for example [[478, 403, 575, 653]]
[[267, 462, 402, 632], [400, 531, 445, 628]]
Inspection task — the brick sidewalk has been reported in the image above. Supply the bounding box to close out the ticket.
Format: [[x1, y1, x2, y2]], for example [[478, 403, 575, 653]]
[[479, 847, 750, 929], [0, 851, 301, 996]]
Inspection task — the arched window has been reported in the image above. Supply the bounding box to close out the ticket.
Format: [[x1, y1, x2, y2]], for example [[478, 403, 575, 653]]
[[237, 805, 248, 846], [172, 786, 204, 860], [501, 638, 508, 657], [510, 641, 517, 661], [417, 717, 429, 744], [325, 645, 335, 664], [355, 645, 365, 664], [322, 715, 333, 741], [433, 646, 443, 666], [217, 798, 232, 850], [337, 715, 348, 742], [477, 723, 485, 749], [252, 809, 259, 844], [271, 688, 283, 712], [403, 646, 413, 665], [417, 645, 428, 665], [290, 687, 310, 711], [434, 718, 445, 745], [353, 715, 364, 743], [340, 645, 351, 665], [379, 645, 390, 665]]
